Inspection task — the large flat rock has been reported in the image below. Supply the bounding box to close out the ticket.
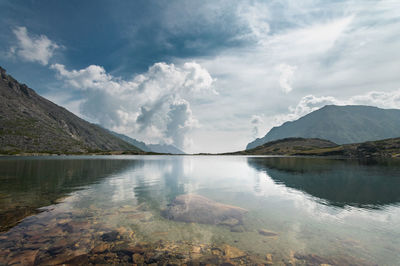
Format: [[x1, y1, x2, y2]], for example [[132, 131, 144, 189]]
[[162, 194, 247, 226]]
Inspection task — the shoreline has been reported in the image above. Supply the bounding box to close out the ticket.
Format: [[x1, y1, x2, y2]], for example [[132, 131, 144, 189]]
[[1, 152, 399, 161]]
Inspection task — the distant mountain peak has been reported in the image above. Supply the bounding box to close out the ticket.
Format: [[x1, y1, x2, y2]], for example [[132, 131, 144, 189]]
[[247, 105, 400, 150]]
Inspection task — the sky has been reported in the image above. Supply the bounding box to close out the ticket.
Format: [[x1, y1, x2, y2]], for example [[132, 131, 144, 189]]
[[1, 0, 400, 153]]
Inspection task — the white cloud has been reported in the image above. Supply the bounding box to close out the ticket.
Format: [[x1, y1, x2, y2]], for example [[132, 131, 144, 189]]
[[277, 63, 297, 93], [50, 64, 115, 90], [10, 26, 59, 65], [166, 99, 198, 148], [51, 62, 215, 151], [274, 89, 400, 125], [350, 90, 400, 109]]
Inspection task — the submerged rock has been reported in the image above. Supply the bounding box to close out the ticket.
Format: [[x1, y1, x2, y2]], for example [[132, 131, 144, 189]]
[[258, 229, 278, 237], [222, 244, 246, 259], [265, 253, 273, 265], [101, 231, 121, 242], [230, 225, 245, 233], [132, 253, 145, 264], [7, 250, 39, 266], [162, 194, 248, 225], [92, 243, 110, 253], [219, 217, 240, 227], [293, 253, 371, 266]]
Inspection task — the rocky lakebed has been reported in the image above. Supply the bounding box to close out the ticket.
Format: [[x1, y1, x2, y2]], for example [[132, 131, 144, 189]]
[[0, 193, 372, 265]]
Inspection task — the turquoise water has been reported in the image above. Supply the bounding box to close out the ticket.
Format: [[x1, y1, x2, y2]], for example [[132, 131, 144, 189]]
[[0, 156, 400, 265]]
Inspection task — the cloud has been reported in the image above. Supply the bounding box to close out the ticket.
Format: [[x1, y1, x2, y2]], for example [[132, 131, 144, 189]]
[[274, 89, 400, 125], [166, 99, 198, 148], [250, 115, 263, 138], [51, 62, 215, 150], [237, 2, 270, 40], [50, 64, 114, 90], [10, 26, 59, 65], [350, 90, 400, 108], [277, 63, 297, 93]]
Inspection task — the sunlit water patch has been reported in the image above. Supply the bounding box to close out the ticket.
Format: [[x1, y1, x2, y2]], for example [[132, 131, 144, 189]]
[[0, 156, 400, 265]]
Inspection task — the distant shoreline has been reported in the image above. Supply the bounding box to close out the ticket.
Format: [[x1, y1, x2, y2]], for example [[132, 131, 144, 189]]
[[2, 137, 400, 159], [1, 153, 399, 160]]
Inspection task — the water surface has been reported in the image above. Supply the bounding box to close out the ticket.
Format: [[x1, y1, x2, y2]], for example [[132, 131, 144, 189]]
[[0, 156, 399, 265]]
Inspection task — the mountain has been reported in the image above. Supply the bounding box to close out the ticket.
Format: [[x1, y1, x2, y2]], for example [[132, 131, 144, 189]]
[[108, 131, 150, 152], [233, 138, 337, 155], [108, 130, 185, 154], [146, 144, 185, 154], [247, 105, 400, 150], [233, 137, 400, 159], [0, 67, 142, 154]]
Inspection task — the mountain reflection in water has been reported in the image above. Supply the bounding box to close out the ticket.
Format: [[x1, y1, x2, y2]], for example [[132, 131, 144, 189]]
[[0, 156, 399, 265], [0, 156, 140, 231], [247, 157, 400, 209]]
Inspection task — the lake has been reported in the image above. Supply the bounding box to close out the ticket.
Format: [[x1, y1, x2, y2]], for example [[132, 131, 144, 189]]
[[0, 156, 400, 265]]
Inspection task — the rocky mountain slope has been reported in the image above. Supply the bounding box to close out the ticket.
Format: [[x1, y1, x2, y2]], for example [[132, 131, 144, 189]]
[[247, 105, 400, 150], [0, 67, 141, 154]]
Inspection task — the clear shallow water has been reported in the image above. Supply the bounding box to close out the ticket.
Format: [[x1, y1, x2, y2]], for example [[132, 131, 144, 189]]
[[0, 156, 400, 265]]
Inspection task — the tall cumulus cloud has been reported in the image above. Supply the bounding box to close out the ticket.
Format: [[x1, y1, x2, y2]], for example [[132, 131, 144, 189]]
[[51, 62, 215, 150]]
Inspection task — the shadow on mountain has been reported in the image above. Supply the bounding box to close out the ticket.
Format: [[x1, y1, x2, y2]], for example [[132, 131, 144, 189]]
[[0, 157, 142, 231], [247, 157, 400, 209]]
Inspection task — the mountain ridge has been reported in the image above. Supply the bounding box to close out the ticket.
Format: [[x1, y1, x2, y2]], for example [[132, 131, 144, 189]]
[[247, 105, 400, 150]]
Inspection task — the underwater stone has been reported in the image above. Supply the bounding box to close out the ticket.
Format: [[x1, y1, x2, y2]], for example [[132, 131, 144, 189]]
[[258, 229, 278, 237], [162, 194, 248, 225], [132, 253, 145, 264], [222, 244, 246, 259], [101, 231, 121, 242]]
